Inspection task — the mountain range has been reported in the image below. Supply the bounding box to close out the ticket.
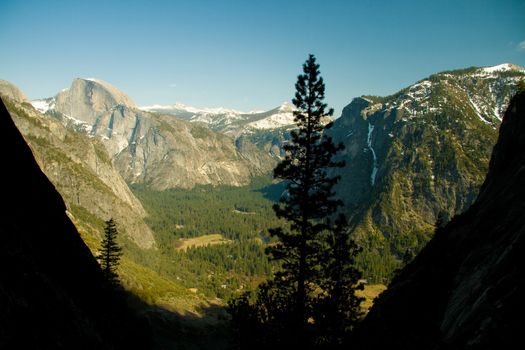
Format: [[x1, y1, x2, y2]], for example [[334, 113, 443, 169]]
[[140, 101, 297, 134], [31, 77, 278, 190], [2, 62, 524, 285]]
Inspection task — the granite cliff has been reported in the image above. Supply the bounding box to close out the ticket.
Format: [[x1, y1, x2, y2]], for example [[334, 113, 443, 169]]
[[34, 78, 275, 190], [355, 89, 525, 349]]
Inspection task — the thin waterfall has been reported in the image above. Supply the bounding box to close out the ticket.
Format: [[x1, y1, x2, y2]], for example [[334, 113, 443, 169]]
[[367, 122, 378, 186]]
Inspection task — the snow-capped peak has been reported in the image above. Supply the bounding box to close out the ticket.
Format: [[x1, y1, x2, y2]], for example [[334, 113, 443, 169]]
[[482, 63, 517, 74], [140, 102, 247, 115], [279, 101, 295, 112]]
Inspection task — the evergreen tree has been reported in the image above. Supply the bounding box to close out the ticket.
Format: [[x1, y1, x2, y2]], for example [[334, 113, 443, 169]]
[[97, 218, 122, 288], [228, 54, 363, 349], [266, 53, 345, 341]]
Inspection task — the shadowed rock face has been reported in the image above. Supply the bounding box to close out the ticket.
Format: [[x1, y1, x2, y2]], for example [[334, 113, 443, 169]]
[[355, 90, 525, 349], [0, 99, 149, 349]]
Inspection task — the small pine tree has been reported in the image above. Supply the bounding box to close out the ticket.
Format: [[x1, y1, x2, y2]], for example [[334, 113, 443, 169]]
[[97, 218, 122, 288]]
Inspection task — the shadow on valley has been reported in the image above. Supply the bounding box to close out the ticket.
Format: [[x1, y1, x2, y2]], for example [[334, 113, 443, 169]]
[[255, 179, 286, 202], [128, 295, 232, 350]]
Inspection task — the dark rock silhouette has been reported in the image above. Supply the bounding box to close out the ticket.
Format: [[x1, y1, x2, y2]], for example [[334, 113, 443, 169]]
[[0, 98, 149, 348], [355, 91, 525, 349]]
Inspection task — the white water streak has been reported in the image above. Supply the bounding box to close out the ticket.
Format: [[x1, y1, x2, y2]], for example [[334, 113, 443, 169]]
[[367, 122, 378, 186]]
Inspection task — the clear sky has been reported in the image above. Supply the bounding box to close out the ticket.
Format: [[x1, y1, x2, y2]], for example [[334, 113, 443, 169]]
[[1, 0, 524, 116]]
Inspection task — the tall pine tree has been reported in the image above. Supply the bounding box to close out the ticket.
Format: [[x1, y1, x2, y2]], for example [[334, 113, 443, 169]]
[[97, 218, 122, 288], [228, 54, 363, 349], [267, 53, 345, 341]]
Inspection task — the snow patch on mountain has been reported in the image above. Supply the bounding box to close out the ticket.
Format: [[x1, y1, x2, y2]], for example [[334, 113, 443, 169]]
[[140, 102, 298, 132], [467, 95, 492, 125], [246, 112, 295, 129], [31, 98, 55, 113], [474, 63, 525, 78], [278, 101, 294, 113], [62, 113, 94, 134], [482, 63, 515, 74]]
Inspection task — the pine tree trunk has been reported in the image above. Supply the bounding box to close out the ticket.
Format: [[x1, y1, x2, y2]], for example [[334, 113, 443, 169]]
[[297, 225, 307, 330], [297, 107, 313, 337]]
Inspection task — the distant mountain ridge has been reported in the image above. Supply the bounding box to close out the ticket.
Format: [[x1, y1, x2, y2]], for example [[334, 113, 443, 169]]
[[31, 77, 276, 190], [140, 101, 297, 134], [139, 101, 335, 160]]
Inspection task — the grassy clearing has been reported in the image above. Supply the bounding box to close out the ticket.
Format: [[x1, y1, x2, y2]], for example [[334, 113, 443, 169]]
[[174, 234, 233, 251], [119, 256, 205, 313], [357, 284, 387, 312]]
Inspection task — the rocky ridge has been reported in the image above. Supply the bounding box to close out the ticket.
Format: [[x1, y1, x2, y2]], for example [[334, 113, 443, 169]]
[[0, 79, 28, 102]]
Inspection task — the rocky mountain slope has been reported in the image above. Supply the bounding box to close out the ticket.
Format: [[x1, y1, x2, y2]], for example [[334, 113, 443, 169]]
[[0, 79, 28, 101], [329, 63, 525, 281], [33, 78, 275, 189], [0, 99, 149, 349], [354, 88, 525, 350], [141, 102, 332, 159], [1, 84, 155, 249]]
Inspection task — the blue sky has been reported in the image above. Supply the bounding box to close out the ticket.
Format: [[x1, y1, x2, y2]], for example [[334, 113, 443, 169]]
[[1, 0, 524, 116]]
